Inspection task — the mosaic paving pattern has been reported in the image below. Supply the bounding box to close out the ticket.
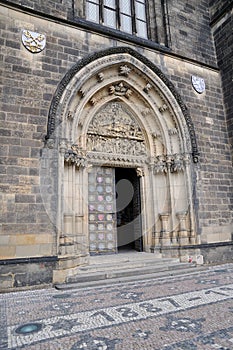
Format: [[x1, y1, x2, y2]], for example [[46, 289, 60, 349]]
[[1, 264, 233, 349]]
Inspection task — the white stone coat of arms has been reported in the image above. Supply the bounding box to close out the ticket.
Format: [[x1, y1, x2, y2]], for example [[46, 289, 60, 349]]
[[191, 75, 205, 94], [22, 30, 46, 53]]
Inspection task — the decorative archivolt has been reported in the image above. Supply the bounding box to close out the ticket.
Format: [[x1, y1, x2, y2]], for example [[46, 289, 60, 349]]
[[45, 47, 199, 165]]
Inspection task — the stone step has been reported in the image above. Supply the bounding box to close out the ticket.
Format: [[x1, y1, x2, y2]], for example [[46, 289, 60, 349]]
[[78, 257, 180, 273], [88, 251, 163, 264], [55, 259, 197, 290]]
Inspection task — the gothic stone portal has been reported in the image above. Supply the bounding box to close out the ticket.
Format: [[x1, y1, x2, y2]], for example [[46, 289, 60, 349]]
[[88, 167, 143, 255], [51, 49, 198, 283], [61, 98, 196, 263], [87, 102, 145, 255]]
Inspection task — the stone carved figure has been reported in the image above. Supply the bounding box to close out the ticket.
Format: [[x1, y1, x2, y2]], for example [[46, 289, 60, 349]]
[[86, 102, 147, 157], [109, 82, 132, 98]]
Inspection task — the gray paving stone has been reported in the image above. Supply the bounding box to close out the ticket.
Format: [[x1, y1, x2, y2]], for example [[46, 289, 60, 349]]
[[1, 263, 233, 349]]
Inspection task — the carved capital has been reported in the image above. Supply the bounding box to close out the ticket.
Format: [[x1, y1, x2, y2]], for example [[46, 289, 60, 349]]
[[154, 155, 168, 174], [166, 155, 173, 172], [64, 144, 87, 169], [153, 153, 187, 174], [136, 167, 144, 177], [170, 154, 185, 173]]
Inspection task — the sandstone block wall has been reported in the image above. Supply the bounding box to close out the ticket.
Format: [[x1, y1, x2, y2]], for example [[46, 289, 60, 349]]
[[210, 0, 233, 152], [0, 0, 232, 289]]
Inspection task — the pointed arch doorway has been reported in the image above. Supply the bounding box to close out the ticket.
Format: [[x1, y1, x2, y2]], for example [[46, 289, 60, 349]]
[[115, 167, 143, 253], [87, 99, 146, 256], [88, 165, 143, 255], [44, 47, 200, 283]]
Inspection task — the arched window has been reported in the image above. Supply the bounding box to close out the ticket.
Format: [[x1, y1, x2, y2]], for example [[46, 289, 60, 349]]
[[86, 0, 148, 39]]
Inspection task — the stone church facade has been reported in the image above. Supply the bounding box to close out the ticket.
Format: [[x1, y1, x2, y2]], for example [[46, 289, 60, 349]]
[[0, 0, 232, 290]]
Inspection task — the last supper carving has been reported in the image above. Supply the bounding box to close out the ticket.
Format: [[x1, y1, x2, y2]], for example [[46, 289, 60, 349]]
[[86, 101, 147, 156]]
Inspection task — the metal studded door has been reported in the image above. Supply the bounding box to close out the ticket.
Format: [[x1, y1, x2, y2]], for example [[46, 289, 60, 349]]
[[88, 167, 117, 255]]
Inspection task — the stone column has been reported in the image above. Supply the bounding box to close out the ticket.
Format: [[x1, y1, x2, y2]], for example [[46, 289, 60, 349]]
[[176, 211, 189, 245], [183, 153, 197, 245], [53, 145, 89, 283], [60, 163, 77, 258], [159, 213, 170, 246]]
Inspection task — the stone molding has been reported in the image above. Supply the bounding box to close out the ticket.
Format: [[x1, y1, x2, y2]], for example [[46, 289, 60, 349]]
[[87, 152, 148, 167], [62, 145, 191, 173], [45, 47, 199, 163]]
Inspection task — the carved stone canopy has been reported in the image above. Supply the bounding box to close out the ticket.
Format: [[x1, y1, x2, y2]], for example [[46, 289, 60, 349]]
[[86, 101, 147, 157]]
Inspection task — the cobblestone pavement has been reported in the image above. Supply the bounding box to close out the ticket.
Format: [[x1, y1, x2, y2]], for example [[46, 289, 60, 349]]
[[1, 264, 233, 350]]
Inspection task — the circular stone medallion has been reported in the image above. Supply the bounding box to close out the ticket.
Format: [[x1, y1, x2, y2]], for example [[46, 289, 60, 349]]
[[15, 323, 42, 335]]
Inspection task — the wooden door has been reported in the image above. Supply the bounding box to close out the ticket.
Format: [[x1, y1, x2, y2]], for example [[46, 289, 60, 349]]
[[132, 173, 143, 252]]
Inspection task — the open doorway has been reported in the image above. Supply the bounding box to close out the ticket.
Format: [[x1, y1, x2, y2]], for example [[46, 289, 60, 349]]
[[115, 168, 143, 252]]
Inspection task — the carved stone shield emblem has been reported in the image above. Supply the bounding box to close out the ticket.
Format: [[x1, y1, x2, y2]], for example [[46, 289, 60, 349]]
[[191, 75, 205, 94], [22, 30, 46, 53]]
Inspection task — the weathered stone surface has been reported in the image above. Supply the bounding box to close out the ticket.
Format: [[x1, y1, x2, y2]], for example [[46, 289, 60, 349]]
[[0, 0, 232, 290], [201, 244, 233, 264], [210, 0, 233, 153]]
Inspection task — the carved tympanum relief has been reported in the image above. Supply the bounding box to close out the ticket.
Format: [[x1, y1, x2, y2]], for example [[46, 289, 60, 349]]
[[86, 102, 147, 156]]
